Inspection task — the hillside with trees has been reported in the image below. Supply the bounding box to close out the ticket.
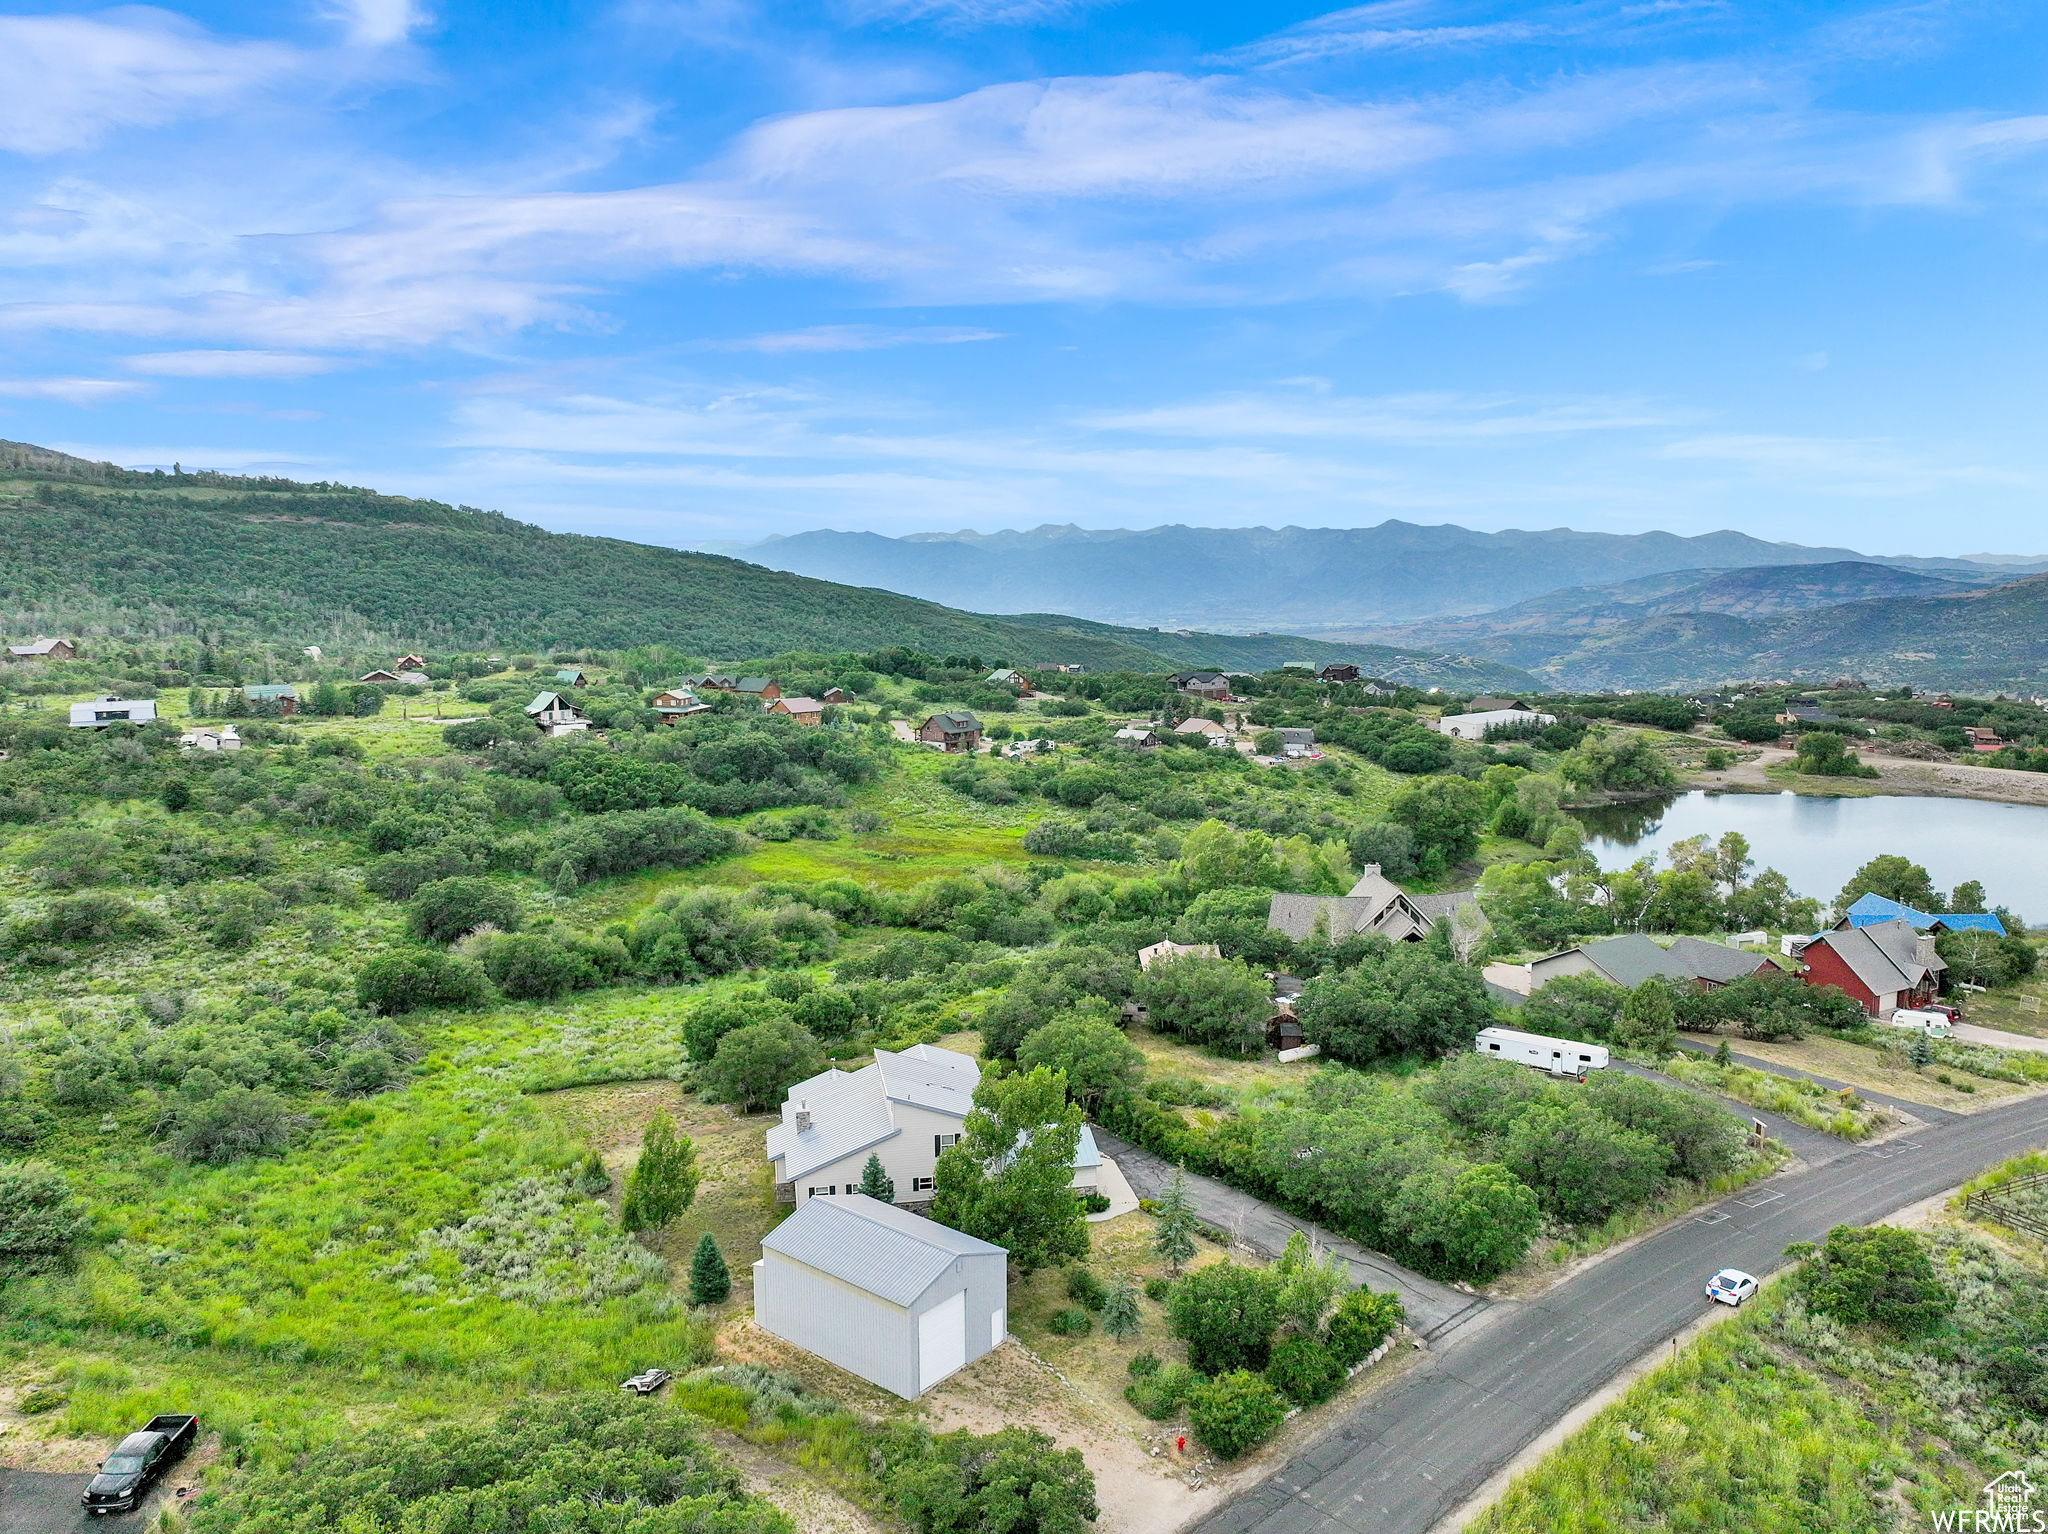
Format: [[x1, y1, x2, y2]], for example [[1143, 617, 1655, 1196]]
[[0, 442, 1530, 689]]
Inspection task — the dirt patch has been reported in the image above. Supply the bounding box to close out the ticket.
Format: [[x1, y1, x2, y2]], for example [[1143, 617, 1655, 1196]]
[[1693, 745, 2048, 808], [921, 1340, 1229, 1534], [709, 1426, 892, 1534]]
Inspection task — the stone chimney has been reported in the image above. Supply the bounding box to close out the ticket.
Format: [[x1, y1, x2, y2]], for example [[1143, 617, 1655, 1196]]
[[1915, 934, 1939, 970], [1362, 863, 1382, 878], [793, 1101, 812, 1134]]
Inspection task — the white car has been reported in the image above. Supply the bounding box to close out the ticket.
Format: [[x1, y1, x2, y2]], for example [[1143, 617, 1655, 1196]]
[[1705, 1268, 1759, 1307], [619, 1368, 672, 1395]]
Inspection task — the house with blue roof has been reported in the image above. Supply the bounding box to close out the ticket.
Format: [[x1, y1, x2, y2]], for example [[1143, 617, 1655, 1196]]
[[1837, 892, 2005, 937]]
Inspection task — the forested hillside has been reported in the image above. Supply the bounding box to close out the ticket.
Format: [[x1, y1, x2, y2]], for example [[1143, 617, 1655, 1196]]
[[0, 442, 1528, 687]]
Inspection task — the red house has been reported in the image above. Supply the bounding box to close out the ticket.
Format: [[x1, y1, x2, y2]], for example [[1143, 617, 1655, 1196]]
[[1796, 918, 1944, 1016]]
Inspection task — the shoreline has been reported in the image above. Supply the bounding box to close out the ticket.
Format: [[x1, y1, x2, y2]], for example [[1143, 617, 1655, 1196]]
[[1679, 746, 2048, 809]]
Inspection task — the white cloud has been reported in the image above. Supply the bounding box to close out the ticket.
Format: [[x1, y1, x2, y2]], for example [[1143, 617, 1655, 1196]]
[[0, 10, 296, 156], [123, 349, 343, 377], [328, 0, 427, 47], [0, 376, 149, 405], [4, 9, 2048, 357], [699, 324, 1003, 352], [1087, 387, 1684, 442]]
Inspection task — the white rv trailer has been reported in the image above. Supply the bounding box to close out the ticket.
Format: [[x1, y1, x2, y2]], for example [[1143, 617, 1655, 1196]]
[[1475, 1026, 1609, 1077]]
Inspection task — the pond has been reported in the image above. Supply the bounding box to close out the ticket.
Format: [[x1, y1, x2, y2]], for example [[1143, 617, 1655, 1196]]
[[1578, 791, 2048, 918]]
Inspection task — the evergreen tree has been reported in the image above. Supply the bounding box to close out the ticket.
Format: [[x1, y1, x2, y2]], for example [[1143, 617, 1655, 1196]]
[[1907, 1031, 1933, 1068], [620, 1114, 699, 1233], [1101, 1275, 1141, 1340], [688, 1232, 731, 1306], [577, 1149, 611, 1197], [1153, 1167, 1198, 1277], [858, 1152, 896, 1204]]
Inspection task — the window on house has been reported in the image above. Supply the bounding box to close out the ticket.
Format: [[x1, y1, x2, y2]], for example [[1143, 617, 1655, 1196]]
[[911, 1176, 934, 1193], [934, 1133, 961, 1155], [806, 1185, 836, 1198]]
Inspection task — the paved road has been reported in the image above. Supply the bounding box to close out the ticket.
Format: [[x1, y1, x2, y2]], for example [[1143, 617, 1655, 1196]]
[[1193, 1090, 2048, 1534], [1094, 1130, 1486, 1342], [0, 1471, 91, 1534]]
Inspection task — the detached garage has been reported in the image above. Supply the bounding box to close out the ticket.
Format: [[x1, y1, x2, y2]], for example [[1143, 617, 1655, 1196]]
[[753, 1194, 1008, 1399]]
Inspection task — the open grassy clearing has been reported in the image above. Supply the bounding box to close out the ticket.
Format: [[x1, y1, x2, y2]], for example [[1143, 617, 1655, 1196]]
[[1724, 1032, 2045, 1111], [1956, 946, 2048, 1038], [536, 1080, 783, 1306], [1660, 1053, 1890, 1138]]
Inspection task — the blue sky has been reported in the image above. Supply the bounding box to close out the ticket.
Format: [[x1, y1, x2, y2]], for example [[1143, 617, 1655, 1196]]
[[1, 0, 2044, 553]]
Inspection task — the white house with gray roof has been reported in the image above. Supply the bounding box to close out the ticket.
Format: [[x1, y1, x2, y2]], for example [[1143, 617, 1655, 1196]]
[[68, 695, 156, 728], [767, 1043, 1100, 1209], [753, 1193, 1008, 1398]]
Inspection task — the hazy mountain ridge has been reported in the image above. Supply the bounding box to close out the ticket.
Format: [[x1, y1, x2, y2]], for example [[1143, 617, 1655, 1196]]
[[741, 522, 2031, 632], [0, 442, 1532, 687]]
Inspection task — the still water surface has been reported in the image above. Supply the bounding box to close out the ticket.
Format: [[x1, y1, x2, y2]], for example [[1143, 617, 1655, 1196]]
[[1578, 791, 2048, 915]]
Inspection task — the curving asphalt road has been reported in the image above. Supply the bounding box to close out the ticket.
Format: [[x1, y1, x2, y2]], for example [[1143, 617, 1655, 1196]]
[[1189, 1089, 2048, 1534]]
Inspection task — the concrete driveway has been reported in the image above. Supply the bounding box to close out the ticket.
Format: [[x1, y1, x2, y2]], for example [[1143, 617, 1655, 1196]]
[[1954, 1020, 2048, 1054]]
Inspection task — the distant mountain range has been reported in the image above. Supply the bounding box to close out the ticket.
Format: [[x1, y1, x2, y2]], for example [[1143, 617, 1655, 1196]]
[[733, 522, 2041, 633], [723, 523, 2048, 691], [0, 441, 1529, 688]]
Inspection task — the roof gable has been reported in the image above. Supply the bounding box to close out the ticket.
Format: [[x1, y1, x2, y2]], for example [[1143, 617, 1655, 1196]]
[[762, 1193, 1003, 1305]]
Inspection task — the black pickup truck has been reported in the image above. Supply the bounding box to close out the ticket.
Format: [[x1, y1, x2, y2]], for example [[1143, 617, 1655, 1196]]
[[81, 1414, 198, 1516]]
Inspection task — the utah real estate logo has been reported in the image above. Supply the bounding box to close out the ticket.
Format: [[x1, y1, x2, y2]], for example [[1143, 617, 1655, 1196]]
[[1934, 1470, 2044, 1532]]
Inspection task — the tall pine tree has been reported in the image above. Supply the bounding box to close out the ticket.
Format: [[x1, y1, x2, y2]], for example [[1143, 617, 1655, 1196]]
[[621, 1114, 699, 1233], [688, 1232, 731, 1306], [858, 1153, 896, 1204], [1153, 1167, 1198, 1277]]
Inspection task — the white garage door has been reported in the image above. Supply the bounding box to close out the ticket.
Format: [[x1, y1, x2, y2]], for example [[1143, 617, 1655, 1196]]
[[918, 1290, 967, 1393]]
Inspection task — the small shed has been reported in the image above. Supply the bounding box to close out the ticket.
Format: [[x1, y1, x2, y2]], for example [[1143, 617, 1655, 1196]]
[[753, 1194, 1008, 1400]]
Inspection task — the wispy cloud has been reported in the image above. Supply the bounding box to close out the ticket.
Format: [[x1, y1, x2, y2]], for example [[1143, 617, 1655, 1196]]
[[1226, 0, 1729, 68], [698, 324, 1003, 352], [0, 376, 150, 405], [1659, 433, 2033, 496], [841, 0, 1106, 26], [123, 349, 343, 378], [0, 10, 296, 156], [1087, 386, 1686, 442], [327, 0, 428, 47]]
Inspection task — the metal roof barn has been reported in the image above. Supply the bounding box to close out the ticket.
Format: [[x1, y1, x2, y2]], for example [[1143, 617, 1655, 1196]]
[[753, 1194, 1008, 1399]]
